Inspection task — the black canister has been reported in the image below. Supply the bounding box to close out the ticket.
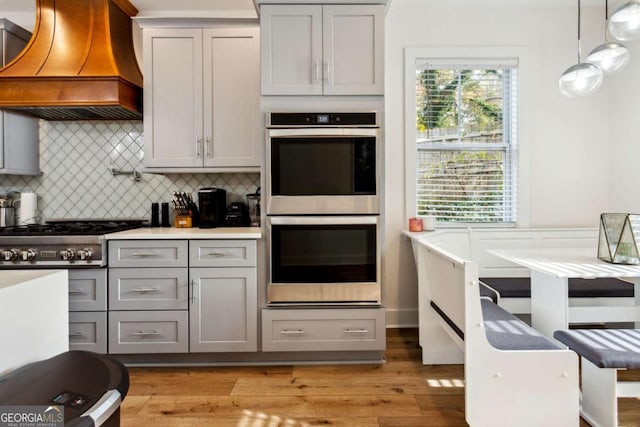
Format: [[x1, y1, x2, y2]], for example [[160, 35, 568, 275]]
[[161, 202, 171, 227], [150, 203, 160, 227], [198, 188, 227, 228]]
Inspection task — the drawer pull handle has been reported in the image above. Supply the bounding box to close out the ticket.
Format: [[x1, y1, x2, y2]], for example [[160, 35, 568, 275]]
[[132, 287, 160, 293], [207, 251, 231, 257], [344, 329, 369, 334], [68, 289, 83, 295], [69, 332, 84, 337], [130, 330, 161, 336], [280, 329, 305, 335], [131, 252, 160, 257]]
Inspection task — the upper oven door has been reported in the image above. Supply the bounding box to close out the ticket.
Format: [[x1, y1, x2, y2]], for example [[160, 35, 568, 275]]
[[266, 128, 379, 215]]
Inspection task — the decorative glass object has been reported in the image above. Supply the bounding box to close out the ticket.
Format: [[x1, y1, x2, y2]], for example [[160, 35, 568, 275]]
[[598, 213, 640, 264]]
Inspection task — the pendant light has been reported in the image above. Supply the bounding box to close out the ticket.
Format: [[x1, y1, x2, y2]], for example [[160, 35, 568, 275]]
[[586, 0, 630, 74], [559, 0, 604, 97], [608, 0, 640, 41]]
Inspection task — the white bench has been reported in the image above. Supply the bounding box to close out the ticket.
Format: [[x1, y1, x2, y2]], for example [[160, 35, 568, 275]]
[[554, 329, 640, 427], [416, 238, 579, 426]]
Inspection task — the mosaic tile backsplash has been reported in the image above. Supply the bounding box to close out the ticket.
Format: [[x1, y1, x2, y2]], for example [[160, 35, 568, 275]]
[[0, 121, 260, 222]]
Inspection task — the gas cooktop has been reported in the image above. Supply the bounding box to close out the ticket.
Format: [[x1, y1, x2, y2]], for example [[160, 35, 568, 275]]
[[0, 219, 148, 236], [0, 219, 148, 267]]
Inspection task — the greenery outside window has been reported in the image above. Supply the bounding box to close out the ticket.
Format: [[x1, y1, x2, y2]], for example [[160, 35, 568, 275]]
[[414, 58, 518, 225]]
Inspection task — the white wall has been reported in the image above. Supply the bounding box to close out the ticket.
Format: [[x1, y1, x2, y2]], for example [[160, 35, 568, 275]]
[[609, 42, 640, 212], [384, 0, 612, 326]]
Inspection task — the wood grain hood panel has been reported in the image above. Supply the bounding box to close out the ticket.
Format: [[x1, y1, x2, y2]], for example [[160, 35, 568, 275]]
[[0, 0, 143, 120]]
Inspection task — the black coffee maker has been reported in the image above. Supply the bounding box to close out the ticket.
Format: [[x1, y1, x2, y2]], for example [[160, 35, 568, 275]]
[[198, 188, 226, 228]]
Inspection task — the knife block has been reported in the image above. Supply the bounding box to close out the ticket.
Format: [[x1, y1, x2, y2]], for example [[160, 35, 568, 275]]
[[174, 215, 192, 228]]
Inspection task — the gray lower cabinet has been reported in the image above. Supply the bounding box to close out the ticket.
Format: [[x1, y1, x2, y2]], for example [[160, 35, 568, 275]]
[[68, 269, 107, 354], [107, 239, 258, 354], [189, 267, 257, 352], [109, 268, 188, 311], [69, 312, 107, 354], [262, 308, 386, 352], [108, 240, 188, 268], [108, 310, 189, 354], [108, 240, 189, 354]]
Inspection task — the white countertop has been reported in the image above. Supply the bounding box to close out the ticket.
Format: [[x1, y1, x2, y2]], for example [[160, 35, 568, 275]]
[[104, 226, 262, 240], [0, 269, 66, 291]]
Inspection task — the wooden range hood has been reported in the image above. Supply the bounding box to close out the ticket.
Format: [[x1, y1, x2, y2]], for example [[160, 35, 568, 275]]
[[0, 0, 143, 120]]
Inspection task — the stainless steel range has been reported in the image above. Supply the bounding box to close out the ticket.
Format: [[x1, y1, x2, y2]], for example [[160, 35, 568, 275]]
[[0, 220, 147, 268]]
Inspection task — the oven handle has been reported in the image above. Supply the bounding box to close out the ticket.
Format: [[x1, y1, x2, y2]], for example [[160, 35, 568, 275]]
[[267, 128, 378, 137], [269, 216, 378, 226]]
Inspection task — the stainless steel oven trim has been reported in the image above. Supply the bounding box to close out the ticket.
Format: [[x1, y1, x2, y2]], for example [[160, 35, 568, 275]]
[[269, 215, 378, 225], [266, 215, 381, 306], [268, 128, 379, 137], [266, 128, 380, 215]]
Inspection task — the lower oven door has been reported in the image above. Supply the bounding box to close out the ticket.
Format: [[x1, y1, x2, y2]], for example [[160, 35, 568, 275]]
[[267, 215, 381, 305]]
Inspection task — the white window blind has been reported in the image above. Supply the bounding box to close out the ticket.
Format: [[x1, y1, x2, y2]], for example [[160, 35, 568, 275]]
[[415, 58, 518, 224]]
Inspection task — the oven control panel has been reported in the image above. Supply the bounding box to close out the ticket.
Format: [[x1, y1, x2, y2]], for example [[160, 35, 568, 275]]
[[268, 112, 378, 127]]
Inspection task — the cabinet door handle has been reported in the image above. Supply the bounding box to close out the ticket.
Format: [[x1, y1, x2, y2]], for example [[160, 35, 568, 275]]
[[69, 331, 84, 337], [131, 252, 159, 257], [314, 59, 320, 84], [323, 62, 329, 84], [190, 279, 197, 304], [206, 137, 213, 158], [344, 328, 369, 334], [196, 137, 202, 158], [130, 330, 160, 336], [68, 289, 83, 295], [280, 329, 305, 335], [132, 287, 159, 293]]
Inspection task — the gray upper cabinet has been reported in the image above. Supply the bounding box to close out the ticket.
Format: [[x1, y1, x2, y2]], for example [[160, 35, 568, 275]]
[[260, 4, 384, 95], [0, 19, 40, 176], [142, 26, 261, 172]]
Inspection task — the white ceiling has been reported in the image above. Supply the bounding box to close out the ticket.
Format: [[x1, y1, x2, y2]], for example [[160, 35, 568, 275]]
[[0, 0, 255, 13], [0, 0, 618, 12]]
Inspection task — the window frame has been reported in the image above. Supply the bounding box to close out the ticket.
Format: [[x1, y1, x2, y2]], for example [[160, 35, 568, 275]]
[[404, 46, 531, 228]]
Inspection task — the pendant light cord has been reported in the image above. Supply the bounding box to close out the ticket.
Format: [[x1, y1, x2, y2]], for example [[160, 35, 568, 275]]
[[604, 0, 609, 41], [577, 0, 582, 63]]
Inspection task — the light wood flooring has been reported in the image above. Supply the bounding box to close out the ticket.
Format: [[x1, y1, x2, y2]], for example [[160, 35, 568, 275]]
[[121, 328, 640, 427]]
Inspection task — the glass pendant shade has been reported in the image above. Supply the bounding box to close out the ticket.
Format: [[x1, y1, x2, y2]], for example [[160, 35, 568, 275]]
[[586, 42, 630, 74], [608, 0, 640, 40], [558, 63, 604, 97]]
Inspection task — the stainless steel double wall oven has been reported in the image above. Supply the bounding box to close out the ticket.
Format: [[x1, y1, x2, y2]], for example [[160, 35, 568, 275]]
[[266, 112, 381, 306]]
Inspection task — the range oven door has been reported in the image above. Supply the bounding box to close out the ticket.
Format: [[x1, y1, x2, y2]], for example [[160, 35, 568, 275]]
[[266, 128, 379, 215], [267, 215, 381, 306]]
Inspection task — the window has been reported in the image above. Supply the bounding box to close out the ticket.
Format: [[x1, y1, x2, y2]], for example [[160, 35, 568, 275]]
[[413, 58, 518, 224]]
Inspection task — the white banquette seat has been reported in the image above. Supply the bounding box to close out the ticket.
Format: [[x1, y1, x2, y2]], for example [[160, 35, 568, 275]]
[[411, 234, 579, 426], [405, 227, 640, 426]]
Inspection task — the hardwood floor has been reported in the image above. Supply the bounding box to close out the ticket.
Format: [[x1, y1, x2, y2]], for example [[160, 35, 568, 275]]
[[121, 328, 640, 427]]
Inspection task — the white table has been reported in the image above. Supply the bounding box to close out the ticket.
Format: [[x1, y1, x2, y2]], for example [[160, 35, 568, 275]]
[[488, 247, 640, 338]]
